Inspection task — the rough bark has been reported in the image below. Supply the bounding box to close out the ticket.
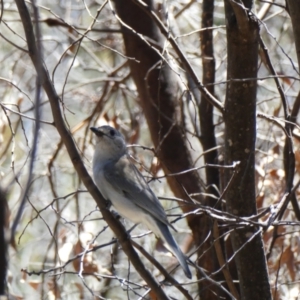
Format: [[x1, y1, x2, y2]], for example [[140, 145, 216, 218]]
[[287, 0, 300, 126], [198, 1, 226, 298], [0, 189, 7, 296], [199, 0, 219, 190], [285, 0, 300, 220], [224, 0, 271, 299], [286, 0, 300, 68]]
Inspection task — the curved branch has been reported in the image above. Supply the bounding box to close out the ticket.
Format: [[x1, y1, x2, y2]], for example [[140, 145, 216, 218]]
[[14, 1, 169, 298]]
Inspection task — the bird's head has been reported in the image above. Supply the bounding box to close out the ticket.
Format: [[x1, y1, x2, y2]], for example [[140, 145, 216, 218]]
[[90, 125, 126, 163]]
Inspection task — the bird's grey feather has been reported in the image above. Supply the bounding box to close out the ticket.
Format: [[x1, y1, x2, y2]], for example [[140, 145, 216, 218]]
[[103, 155, 173, 229], [156, 220, 192, 279]]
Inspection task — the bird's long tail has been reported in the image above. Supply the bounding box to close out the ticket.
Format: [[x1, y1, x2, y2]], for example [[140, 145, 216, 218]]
[[155, 221, 192, 279]]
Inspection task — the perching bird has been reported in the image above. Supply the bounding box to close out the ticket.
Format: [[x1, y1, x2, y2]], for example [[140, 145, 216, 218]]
[[90, 125, 191, 278]]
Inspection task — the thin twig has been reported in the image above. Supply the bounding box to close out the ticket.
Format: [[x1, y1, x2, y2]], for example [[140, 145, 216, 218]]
[[130, 0, 224, 112], [14, 1, 170, 298]]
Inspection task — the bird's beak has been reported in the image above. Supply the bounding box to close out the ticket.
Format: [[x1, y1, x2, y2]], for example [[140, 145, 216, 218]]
[[90, 127, 105, 136]]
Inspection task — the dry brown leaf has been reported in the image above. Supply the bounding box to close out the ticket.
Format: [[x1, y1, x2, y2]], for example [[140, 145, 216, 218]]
[[28, 281, 40, 291], [281, 245, 295, 281], [72, 240, 99, 274], [273, 104, 281, 117]]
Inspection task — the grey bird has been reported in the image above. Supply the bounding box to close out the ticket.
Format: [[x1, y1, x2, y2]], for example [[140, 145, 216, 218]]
[[90, 125, 191, 278]]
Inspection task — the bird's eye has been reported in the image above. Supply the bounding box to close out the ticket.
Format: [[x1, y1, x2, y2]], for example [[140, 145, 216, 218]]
[[110, 129, 115, 136]]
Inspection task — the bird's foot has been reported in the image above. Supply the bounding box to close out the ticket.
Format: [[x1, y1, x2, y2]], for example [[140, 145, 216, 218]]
[[110, 210, 121, 220], [105, 199, 112, 209]]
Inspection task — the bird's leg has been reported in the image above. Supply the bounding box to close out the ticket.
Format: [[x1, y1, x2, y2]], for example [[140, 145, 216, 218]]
[[105, 199, 112, 209], [110, 210, 121, 220]]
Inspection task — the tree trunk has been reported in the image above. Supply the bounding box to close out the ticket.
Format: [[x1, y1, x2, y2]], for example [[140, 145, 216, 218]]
[[224, 1, 271, 299], [198, 1, 228, 298], [113, 0, 211, 291]]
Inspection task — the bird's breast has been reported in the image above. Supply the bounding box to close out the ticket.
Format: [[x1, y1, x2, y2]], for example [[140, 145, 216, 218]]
[[93, 167, 146, 225]]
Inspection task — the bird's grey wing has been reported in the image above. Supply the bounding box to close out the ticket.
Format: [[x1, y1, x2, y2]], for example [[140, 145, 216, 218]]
[[104, 155, 171, 227]]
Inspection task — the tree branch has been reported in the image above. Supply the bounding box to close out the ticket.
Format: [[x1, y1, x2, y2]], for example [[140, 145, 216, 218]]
[[14, 1, 169, 298], [130, 0, 224, 113]]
